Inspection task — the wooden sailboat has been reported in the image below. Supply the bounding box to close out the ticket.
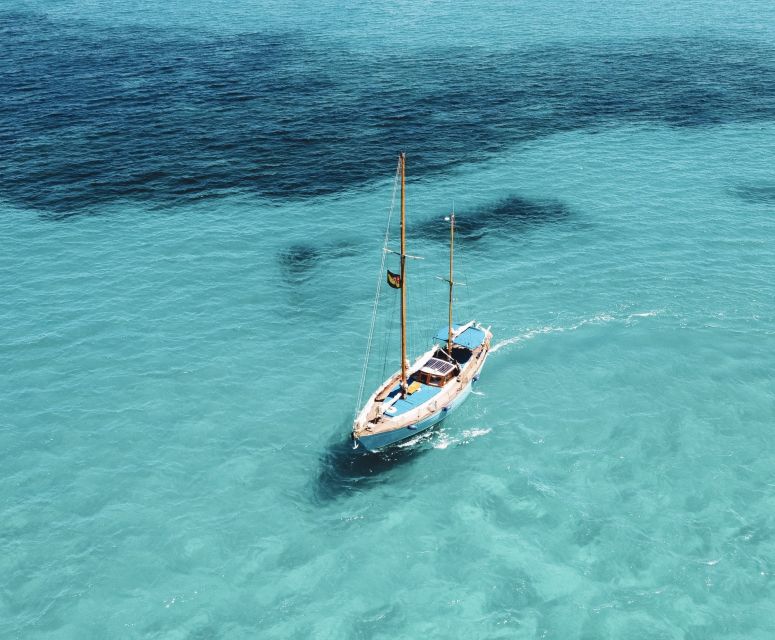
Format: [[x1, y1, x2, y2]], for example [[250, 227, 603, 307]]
[[352, 153, 492, 451]]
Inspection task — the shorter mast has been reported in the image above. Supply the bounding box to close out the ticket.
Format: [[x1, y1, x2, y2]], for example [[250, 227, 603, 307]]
[[400, 153, 408, 395], [447, 211, 455, 355]]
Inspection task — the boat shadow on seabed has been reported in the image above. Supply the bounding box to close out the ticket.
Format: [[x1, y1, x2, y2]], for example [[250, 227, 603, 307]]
[[312, 427, 432, 502]]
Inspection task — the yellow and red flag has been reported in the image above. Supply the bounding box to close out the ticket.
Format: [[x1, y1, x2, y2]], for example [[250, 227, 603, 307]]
[[386, 270, 402, 289]]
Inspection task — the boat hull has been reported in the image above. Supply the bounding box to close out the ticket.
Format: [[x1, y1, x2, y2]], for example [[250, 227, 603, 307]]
[[354, 376, 477, 452]]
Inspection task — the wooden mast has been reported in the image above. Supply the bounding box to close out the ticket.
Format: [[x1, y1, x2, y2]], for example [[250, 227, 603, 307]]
[[400, 153, 408, 395], [447, 211, 455, 355]]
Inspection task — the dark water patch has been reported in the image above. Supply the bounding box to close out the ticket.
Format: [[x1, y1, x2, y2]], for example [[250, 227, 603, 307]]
[[729, 183, 775, 205], [312, 435, 429, 502], [185, 624, 221, 640], [484, 566, 541, 620], [573, 514, 606, 547], [348, 604, 406, 639], [735, 519, 775, 546], [416, 195, 571, 243], [2, 11, 775, 216], [279, 244, 322, 284], [278, 239, 359, 285]]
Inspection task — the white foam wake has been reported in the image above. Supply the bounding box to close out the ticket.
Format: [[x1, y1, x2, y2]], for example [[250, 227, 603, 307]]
[[490, 309, 663, 354], [433, 427, 492, 449]]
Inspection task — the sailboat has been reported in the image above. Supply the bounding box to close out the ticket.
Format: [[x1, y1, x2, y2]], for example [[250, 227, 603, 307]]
[[352, 153, 492, 451]]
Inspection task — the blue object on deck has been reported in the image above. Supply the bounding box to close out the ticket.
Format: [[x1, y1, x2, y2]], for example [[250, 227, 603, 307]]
[[386, 382, 442, 417], [434, 324, 486, 350]]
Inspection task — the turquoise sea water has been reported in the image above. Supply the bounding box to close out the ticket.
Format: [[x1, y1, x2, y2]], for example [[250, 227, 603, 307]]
[[2, 2, 775, 638]]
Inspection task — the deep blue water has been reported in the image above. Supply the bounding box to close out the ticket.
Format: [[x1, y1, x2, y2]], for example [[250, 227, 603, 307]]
[[2, 2, 775, 638], [3, 9, 775, 216]]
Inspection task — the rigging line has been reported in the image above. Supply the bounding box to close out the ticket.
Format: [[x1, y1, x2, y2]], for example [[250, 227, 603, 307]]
[[355, 158, 401, 417], [454, 217, 471, 319], [416, 249, 433, 352], [382, 285, 398, 379], [459, 257, 471, 319]]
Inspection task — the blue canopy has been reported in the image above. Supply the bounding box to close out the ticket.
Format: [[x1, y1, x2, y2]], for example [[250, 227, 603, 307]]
[[434, 324, 486, 350]]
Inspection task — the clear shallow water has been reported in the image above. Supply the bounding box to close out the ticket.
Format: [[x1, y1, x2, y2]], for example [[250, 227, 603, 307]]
[[2, 2, 775, 639]]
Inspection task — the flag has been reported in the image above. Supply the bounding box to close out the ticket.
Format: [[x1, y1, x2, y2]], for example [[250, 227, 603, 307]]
[[387, 270, 402, 289]]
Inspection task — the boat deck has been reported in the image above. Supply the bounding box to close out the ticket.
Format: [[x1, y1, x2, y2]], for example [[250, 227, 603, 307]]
[[384, 380, 443, 418]]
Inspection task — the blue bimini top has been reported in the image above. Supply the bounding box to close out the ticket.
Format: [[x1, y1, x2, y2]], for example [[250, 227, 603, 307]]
[[433, 324, 486, 350]]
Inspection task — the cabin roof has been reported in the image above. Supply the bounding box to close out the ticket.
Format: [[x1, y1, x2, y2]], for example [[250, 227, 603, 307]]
[[434, 324, 487, 350]]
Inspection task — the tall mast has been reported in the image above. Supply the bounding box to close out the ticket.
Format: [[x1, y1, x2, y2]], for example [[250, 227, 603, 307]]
[[400, 153, 408, 395], [447, 211, 454, 355]]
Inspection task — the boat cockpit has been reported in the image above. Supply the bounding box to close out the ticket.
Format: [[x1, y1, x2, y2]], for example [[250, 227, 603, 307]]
[[414, 355, 458, 387]]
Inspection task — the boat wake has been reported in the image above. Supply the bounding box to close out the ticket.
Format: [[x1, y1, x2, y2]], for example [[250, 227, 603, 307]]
[[432, 427, 492, 449], [491, 308, 663, 354], [394, 425, 492, 451]]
